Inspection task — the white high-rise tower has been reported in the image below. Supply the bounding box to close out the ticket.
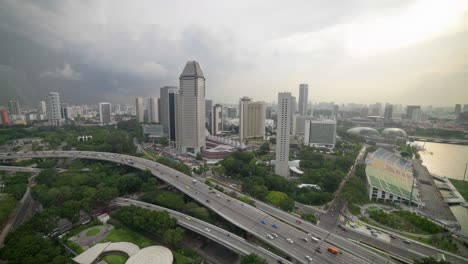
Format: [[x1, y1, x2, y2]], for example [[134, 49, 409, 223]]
[[46, 92, 63, 127], [99, 102, 112, 125], [275, 92, 293, 178], [298, 84, 309, 116], [135, 97, 144, 123], [176, 61, 206, 155], [148, 97, 159, 123]]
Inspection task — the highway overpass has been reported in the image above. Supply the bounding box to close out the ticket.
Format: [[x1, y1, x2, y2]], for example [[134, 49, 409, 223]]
[[0, 151, 394, 264], [112, 198, 291, 264]]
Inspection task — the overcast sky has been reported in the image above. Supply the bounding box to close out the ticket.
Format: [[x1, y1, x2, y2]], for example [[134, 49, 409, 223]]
[[1, 0, 467, 107]]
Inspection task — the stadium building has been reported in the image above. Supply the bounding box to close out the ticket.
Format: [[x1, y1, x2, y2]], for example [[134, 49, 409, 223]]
[[365, 148, 423, 207]]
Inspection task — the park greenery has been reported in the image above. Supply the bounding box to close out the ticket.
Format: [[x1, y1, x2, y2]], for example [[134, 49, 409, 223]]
[[241, 253, 268, 264], [408, 128, 467, 140], [341, 164, 369, 214], [219, 145, 359, 209], [449, 179, 468, 201], [0, 171, 30, 225], [368, 209, 442, 235], [0, 125, 136, 155], [112, 206, 184, 249]]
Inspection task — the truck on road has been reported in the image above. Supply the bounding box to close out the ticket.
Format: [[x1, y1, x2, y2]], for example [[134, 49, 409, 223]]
[[327, 247, 339, 255]]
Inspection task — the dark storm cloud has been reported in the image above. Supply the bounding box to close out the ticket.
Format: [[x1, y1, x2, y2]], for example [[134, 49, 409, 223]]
[[0, 0, 467, 107]]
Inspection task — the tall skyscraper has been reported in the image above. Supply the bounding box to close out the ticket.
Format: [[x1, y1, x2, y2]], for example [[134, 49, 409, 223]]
[[275, 92, 293, 178], [160, 86, 178, 142], [135, 97, 144, 123], [176, 61, 206, 155], [454, 104, 461, 115], [384, 104, 393, 121], [205, 99, 213, 129], [304, 119, 337, 148], [411, 108, 422, 122], [406, 105, 421, 119], [239, 97, 266, 142], [212, 104, 223, 135], [99, 102, 112, 125], [8, 100, 20, 117], [38, 101, 47, 115], [148, 97, 159, 123], [290, 96, 297, 135], [0, 108, 9, 125], [46, 92, 63, 126], [298, 84, 309, 116], [463, 104, 468, 113]]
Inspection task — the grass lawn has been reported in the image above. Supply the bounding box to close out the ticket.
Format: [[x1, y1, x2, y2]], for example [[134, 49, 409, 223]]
[[173, 252, 190, 264], [0, 195, 17, 224], [102, 255, 128, 264], [86, 228, 100, 237], [450, 179, 468, 201], [66, 240, 84, 254], [101, 228, 154, 248]]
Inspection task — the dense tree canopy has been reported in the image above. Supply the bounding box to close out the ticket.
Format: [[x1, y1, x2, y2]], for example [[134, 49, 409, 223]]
[[240, 254, 268, 264]]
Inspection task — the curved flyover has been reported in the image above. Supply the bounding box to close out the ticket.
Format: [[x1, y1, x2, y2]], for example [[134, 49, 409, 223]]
[[0, 151, 391, 264]]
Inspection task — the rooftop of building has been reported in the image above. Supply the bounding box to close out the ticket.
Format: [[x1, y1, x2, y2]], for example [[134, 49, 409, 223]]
[[366, 148, 419, 202], [346, 127, 380, 137], [180, 61, 205, 79]]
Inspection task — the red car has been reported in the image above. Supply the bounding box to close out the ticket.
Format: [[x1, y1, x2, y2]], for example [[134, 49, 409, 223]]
[[296, 220, 302, 224]]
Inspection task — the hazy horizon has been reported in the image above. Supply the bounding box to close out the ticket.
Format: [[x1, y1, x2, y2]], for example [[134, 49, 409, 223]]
[[1, 0, 467, 107]]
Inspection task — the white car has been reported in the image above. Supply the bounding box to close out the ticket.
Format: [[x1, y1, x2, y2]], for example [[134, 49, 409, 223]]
[[266, 234, 274, 240], [271, 233, 278, 238], [205, 228, 211, 232], [305, 255, 312, 261], [286, 238, 293, 243]]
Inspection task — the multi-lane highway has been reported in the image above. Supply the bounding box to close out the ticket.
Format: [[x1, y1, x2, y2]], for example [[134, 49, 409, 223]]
[[112, 198, 291, 264], [0, 151, 393, 264]]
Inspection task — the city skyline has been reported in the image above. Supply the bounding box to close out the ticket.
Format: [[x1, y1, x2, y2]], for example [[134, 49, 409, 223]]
[[0, 1, 467, 106]]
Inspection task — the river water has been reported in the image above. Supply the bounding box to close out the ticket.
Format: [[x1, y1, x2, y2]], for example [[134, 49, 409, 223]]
[[417, 141, 468, 233]]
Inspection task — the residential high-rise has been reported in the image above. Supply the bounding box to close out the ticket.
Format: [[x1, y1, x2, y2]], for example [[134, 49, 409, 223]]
[[239, 97, 266, 142], [8, 100, 20, 117], [160, 86, 179, 142], [176, 61, 206, 155], [0, 108, 9, 125], [463, 104, 468, 113], [406, 105, 421, 119], [227, 107, 237, 118], [290, 96, 297, 135], [411, 108, 422, 122], [38, 101, 47, 115], [99, 102, 112, 125], [275, 92, 293, 178], [212, 104, 223, 135], [46, 92, 63, 126], [148, 97, 159, 123], [205, 99, 213, 129], [135, 97, 144, 123], [304, 119, 337, 148], [295, 115, 315, 134], [455, 104, 461, 115], [384, 104, 393, 121], [298, 84, 309, 116]]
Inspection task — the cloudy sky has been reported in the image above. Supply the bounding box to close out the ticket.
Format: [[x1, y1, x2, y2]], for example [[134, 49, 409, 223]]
[[1, 0, 467, 107]]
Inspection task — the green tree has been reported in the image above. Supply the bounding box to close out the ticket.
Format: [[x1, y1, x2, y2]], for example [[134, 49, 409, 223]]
[[159, 137, 169, 147], [241, 254, 268, 264], [265, 191, 288, 206], [258, 143, 270, 155], [163, 227, 185, 249]]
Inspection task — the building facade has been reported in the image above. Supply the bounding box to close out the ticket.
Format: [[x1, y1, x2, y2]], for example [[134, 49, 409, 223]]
[[239, 97, 266, 142], [295, 115, 315, 134], [275, 92, 293, 178], [384, 104, 393, 121], [8, 100, 20, 117], [0, 108, 9, 125], [99, 102, 112, 125], [176, 61, 206, 155], [406, 105, 421, 119], [298, 84, 309, 116], [148, 97, 159, 123], [38, 100, 47, 115], [205, 99, 213, 129], [212, 104, 223, 135], [46, 92, 63, 126], [303, 119, 337, 148], [135, 97, 144, 123]]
